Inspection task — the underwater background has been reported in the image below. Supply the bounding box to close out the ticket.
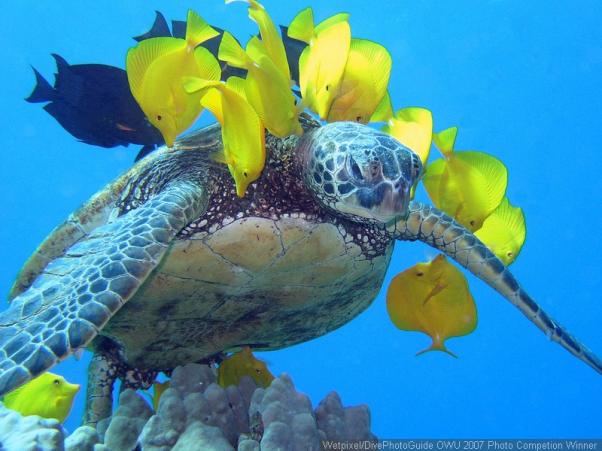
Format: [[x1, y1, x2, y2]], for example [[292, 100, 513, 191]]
[[1, 0, 601, 439]]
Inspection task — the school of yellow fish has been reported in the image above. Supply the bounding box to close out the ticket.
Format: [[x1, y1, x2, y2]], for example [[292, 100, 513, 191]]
[[122, 0, 528, 358], [0, 0, 532, 420]]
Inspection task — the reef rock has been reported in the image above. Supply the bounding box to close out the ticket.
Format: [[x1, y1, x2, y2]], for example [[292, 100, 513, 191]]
[[0, 364, 375, 450], [0, 403, 65, 451]]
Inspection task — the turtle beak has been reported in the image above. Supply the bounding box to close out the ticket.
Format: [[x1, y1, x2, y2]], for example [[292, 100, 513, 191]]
[[354, 178, 411, 224]]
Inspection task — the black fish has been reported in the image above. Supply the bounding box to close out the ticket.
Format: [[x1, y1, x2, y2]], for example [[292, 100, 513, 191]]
[[27, 11, 309, 161], [26, 54, 164, 151]]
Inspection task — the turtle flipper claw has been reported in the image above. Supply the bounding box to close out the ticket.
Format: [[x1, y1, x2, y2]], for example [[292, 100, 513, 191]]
[[0, 180, 207, 396]]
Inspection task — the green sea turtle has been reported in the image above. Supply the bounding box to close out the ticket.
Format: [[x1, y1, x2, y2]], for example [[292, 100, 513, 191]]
[[1, 118, 600, 425]]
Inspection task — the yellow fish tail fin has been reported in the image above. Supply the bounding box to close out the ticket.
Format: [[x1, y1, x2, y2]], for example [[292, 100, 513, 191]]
[[370, 91, 393, 122], [416, 341, 458, 358], [194, 47, 222, 81], [315, 12, 351, 34], [433, 126, 458, 157], [185, 10, 219, 49], [126, 38, 183, 101], [288, 8, 314, 43], [218, 32, 251, 69]]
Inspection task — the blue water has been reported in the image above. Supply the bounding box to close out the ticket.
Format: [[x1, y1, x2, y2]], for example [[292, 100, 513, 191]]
[[1, 0, 601, 439]]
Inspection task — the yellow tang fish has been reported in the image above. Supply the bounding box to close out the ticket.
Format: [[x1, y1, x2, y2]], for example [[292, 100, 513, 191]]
[[475, 198, 527, 265], [2, 372, 80, 423], [387, 254, 477, 357], [288, 8, 351, 119], [423, 127, 508, 231], [184, 77, 266, 197], [218, 347, 275, 388], [126, 10, 221, 147], [326, 38, 392, 124], [382, 107, 433, 166], [226, 0, 291, 82], [218, 32, 302, 137]]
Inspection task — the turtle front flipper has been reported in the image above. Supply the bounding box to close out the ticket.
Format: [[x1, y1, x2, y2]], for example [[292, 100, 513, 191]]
[[0, 179, 208, 396], [391, 201, 602, 375]]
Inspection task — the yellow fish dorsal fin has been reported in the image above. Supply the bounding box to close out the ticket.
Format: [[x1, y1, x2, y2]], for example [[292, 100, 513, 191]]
[[370, 91, 393, 122], [126, 38, 184, 101], [433, 126, 458, 157], [288, 7, 314, 44], [193, 46, 222, 82], [218, 32, 251, 70], [315, 12, 351, 35], [185, 10, 219, 50]]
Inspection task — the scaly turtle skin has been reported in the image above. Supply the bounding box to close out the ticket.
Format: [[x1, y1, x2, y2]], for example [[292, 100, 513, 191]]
[[1, 118, 600, 425]]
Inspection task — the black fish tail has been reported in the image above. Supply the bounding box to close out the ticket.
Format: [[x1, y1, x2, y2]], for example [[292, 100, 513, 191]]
[[134, 145, 157, 162], [133, 11, 171, 41], [25, 67, 55, 103]]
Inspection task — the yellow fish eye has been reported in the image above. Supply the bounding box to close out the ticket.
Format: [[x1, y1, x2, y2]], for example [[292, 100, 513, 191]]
[[157, 115, 162, 121], [53, 379, 60, 386]]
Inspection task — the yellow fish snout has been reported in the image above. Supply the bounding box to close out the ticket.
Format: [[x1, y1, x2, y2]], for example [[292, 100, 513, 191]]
[[63, 381, 81, 395]]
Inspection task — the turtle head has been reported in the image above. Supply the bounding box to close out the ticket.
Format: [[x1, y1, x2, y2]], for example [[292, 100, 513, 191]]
[[298, 122, 422, 224]]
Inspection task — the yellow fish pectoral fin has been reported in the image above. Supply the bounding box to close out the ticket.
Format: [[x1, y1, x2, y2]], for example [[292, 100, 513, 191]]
[[288, 7, 314, 44], [185, 10, 219, 49], [126, 38, 184, 101]]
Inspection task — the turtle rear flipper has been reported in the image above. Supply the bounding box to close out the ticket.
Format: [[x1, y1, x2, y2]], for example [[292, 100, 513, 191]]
[[0, 179, 207, 396]]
